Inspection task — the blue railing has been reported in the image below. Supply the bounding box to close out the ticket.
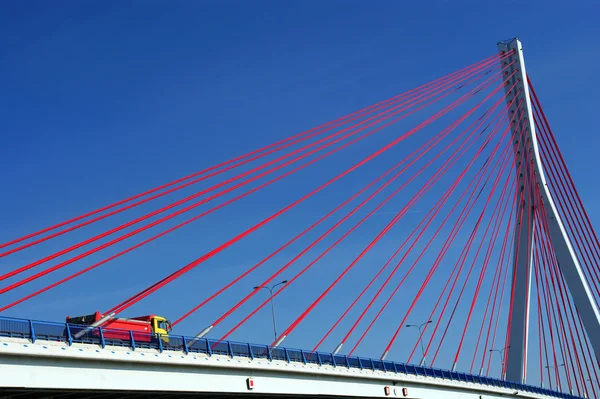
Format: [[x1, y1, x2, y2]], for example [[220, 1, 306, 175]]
[[0, 316, 580, 399]]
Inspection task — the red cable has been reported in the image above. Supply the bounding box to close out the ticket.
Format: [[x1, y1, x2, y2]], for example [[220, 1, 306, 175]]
[[468, 253, 504, 373], [353, 128, 515, 358], [341, 87, 520, 356], [532, 240, 553, 390], [3, 75, 481, 296], [482, 218, 514, 374], [2, 67, 468, 269], [526, 167, 564, 389], [349, 129, 511, 356], [422, 112, 528, 366], [0, 59, 494, 259], [485, 221, 516, 376], [537, 289, 544, 390], [536, 225, 568, 391], [555, 260, 597, 398], [360, 141, 510, 356], [468, 179, 516, 373], [0, 53, 508, 252], [533, 241, 550, 389], [314, 86, 517, 352], [533, 101, 600, 303], [179, 91, 471, 328], [3, 62, 502, 295], [501, 106, 535, 376], [470, 180, 516, 374], [536, 132, 600, 305], [359, 114, 516, 358], [226, 102, 505, 345], [530, 77, 600, 297], [537, 192, 593, 398], [537, 201, 582, 396], [516, 112, 559, 380], [430, 154, 514, 367], [517, 119, 539, 379], [276, 85, 515, 346], [168, 100, 463, 326], [537, 210, 579, 395], [414, 147, 515, 368], [481, 111, 528, 376], [1, 76, 471, 312], [573, 302, 600, 396], [476, 133, 519, 375], [454, 158, 515, 368], [220, 97, 501, 343], [533, 91, 600, 395], [107, 67, 518, 318]]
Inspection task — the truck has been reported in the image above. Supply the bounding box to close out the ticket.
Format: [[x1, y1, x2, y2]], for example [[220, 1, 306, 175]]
[[66, 311, 172, 343]]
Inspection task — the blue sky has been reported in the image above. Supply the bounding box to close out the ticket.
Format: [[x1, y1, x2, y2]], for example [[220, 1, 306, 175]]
[[1, 0, 599, 380]]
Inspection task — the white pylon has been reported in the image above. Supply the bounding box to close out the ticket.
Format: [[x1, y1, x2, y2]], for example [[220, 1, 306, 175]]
[[499, 38, 600, 384]]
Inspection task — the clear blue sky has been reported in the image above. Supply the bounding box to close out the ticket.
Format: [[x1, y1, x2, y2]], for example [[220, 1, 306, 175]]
[[1, 0, 599, 377]]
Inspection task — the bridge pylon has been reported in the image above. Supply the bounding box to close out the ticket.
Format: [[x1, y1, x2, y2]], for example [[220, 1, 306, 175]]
[[499, 38, 600, 384]]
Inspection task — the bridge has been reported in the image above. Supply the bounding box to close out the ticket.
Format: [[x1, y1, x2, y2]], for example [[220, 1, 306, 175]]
[[1, 38, 599, 398]]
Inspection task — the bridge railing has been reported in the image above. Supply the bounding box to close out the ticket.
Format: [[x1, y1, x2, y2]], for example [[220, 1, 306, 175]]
[[0, 315, 579, 399]]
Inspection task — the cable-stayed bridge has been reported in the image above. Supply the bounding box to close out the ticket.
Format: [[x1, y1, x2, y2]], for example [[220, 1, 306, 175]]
[[1, 38, 599, 398]]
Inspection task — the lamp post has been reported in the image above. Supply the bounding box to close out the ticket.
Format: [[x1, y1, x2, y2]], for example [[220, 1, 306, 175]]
[[406, 320, 432, 366], [545, 363, 565, 370], [585, 378, 597, 398], [546, 363, 569, 393], [542, 363, 564, 389], [586, 378, 598, 397], [254, 280, 288, 342], [489, 346, 510, 379]]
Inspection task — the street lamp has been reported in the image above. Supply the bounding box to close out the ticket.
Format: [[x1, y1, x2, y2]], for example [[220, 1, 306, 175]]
[[406, 320, 432, 366], [543, 363, 565, 390], [489, 346, 510, 379], [254, 280, 288, 342]]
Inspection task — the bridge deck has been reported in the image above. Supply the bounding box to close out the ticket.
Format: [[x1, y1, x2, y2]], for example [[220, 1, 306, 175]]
[[0, 316, 582, 399]]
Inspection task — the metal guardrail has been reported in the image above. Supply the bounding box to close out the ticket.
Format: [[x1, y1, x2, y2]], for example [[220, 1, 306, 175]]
[[0, 316, 580, 399]]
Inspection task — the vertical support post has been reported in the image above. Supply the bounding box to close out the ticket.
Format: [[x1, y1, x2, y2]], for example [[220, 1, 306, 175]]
[[129, 330, 136, 351], [498, 37, 600, 383], [66, 324, 73, 346], [248, 343, 254, 360], [183, 336, 189, 355], [206, 339, 212, 357], [284, 347, 290, 363], [98, 327, 105, 349], [29, 320, 36, 343]]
